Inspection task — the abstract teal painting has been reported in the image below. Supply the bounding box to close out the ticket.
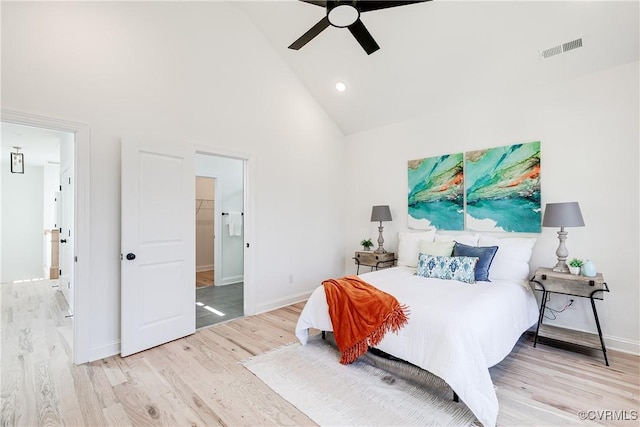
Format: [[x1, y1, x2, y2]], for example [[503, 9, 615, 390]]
[[465, 141, 541, 232], [408, 153, 464, 230]]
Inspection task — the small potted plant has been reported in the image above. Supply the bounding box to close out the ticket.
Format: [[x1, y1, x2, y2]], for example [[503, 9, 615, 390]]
[[568, 258, 583, 275], [360, 238, 373, 251]]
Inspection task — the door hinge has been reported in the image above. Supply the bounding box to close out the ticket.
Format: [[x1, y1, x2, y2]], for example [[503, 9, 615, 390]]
[[59, 227, 62, 233], [75, 256, 78, 262], [59, 269, 62, 276], [59, 185, 62, 191], [68, 177, 71, 185]]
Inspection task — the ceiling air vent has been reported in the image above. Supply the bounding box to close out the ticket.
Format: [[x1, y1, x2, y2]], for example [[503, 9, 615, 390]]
[[562, 38, 583, 52], [539, 37, 583, 60]]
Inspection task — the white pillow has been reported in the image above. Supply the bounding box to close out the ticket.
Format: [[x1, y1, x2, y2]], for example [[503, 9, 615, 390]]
[[434, 233, 479, 247], [477, 235, 537, 280], [419, 240, 455, 256], [397, 230, 436, 267]]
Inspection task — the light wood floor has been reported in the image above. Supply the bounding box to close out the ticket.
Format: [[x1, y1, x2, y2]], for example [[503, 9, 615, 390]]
[[2, 279, 639, 426], [195, 270, 214, 288]]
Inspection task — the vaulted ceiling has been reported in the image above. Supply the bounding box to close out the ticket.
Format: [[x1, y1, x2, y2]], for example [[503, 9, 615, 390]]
[[236, 1, 639, 135]]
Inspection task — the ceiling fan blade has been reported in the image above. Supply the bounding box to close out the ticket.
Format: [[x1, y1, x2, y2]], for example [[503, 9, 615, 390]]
[[299, 0, 327, 6], [357, 0, 430, 13], [288, 16, 331, 50], [348, 19, 380, 55]]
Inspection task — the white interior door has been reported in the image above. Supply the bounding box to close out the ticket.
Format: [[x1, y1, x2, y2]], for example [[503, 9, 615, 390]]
[[59, 167, 74, 315], [121, 138, 195, 357]]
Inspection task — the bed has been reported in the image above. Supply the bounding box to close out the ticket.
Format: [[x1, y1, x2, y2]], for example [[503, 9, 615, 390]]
[[295, 233, 540, 427]]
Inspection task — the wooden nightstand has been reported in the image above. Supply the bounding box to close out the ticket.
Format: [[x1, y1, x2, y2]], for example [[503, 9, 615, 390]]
[[530, 267, 610, 365], [353, 251, 396, 275]]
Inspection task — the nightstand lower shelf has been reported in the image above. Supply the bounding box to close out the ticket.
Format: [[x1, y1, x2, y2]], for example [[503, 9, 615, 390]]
[[536, 324, 603, 352]]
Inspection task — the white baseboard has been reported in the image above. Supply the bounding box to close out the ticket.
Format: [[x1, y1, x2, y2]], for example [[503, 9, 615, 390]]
[[254, 290, 313, 315], [196, 265, 214, 273], [217, 275, 243, 286], [605, 334, 640, 355]]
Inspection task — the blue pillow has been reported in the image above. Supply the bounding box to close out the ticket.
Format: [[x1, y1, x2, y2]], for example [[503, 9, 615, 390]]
[[416, 254, 479, 284], [453, 242, 498, 282]]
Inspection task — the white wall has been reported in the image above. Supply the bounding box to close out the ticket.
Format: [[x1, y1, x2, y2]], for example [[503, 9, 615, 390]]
[[43, 163, 60, 230], [43, 162, 60, 277], [345, 61, 640, 353], [1, 164, 44, 282], [1, 1, 346, 361]]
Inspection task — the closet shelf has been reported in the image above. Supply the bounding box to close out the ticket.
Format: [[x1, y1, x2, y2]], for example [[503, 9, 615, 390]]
[[196, 198, 214, 214]]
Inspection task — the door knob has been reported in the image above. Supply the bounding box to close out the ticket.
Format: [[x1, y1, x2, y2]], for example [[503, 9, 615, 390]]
[[60, 239, 67, 243], [126, 253, 136, 261]]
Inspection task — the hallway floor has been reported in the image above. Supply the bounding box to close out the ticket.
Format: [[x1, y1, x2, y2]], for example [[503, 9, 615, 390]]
[[196, 282, 243, 329]]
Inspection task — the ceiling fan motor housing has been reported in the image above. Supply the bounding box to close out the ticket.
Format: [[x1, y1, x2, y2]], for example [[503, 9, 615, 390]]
[[327, 1, 360, 28]]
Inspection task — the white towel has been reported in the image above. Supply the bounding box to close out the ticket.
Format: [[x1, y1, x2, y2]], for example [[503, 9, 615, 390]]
[[226, 212, 243, 236]]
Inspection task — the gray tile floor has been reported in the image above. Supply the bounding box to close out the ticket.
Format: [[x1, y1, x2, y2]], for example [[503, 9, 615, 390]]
[[196, 282, 244, 329]]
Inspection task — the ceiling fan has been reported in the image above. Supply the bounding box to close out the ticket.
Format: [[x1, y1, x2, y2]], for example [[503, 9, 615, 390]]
[[288, 0, 430, 55]]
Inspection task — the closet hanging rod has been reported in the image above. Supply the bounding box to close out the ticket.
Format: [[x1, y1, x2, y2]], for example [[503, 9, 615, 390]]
[[221, 212, 243, 215]]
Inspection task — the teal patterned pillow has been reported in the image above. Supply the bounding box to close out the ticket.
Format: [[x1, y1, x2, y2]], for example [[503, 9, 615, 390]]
[[416, 254, 479, 284]]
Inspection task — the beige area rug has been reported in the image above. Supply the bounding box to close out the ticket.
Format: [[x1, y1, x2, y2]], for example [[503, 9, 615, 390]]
[[242, 334, 478, 426]]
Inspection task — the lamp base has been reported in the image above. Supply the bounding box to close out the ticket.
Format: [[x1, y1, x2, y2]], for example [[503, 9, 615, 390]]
[[552, 262, 570, 273], [374, 223, 386, 253], [552, 228, 570, 273]]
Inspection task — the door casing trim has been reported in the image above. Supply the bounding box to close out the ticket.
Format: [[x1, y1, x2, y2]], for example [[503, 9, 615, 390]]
[[193, 145, 254, 317], [1, 108, 91, 364]]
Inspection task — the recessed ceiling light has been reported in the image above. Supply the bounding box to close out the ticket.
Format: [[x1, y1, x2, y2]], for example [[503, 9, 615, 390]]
[[335, 82, 347, 92]]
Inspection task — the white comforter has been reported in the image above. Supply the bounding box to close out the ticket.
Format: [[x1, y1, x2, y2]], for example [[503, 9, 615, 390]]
[[295, 266, 539, 427]]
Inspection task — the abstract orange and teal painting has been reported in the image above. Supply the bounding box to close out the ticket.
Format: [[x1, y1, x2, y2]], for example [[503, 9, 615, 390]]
[[408, 153, 464, 230], [465, 141, 541, 232]]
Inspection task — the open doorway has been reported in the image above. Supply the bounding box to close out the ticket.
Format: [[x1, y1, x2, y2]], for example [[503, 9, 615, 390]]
[[1, 121, 75, 350], [2, 110, 89, 364], [195, 154, 244, 329]]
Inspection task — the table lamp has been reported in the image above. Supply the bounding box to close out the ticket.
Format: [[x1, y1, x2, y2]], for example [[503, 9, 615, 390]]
[[542, 202, 585, 273], [371, 205, 392, 253]]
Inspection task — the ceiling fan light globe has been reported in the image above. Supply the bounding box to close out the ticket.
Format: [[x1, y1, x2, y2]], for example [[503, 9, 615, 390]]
[[327, 4, 359, 28]]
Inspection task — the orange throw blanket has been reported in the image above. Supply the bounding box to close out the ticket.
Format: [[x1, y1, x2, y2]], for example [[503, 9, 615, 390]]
[[322, 275, 409, 365]]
